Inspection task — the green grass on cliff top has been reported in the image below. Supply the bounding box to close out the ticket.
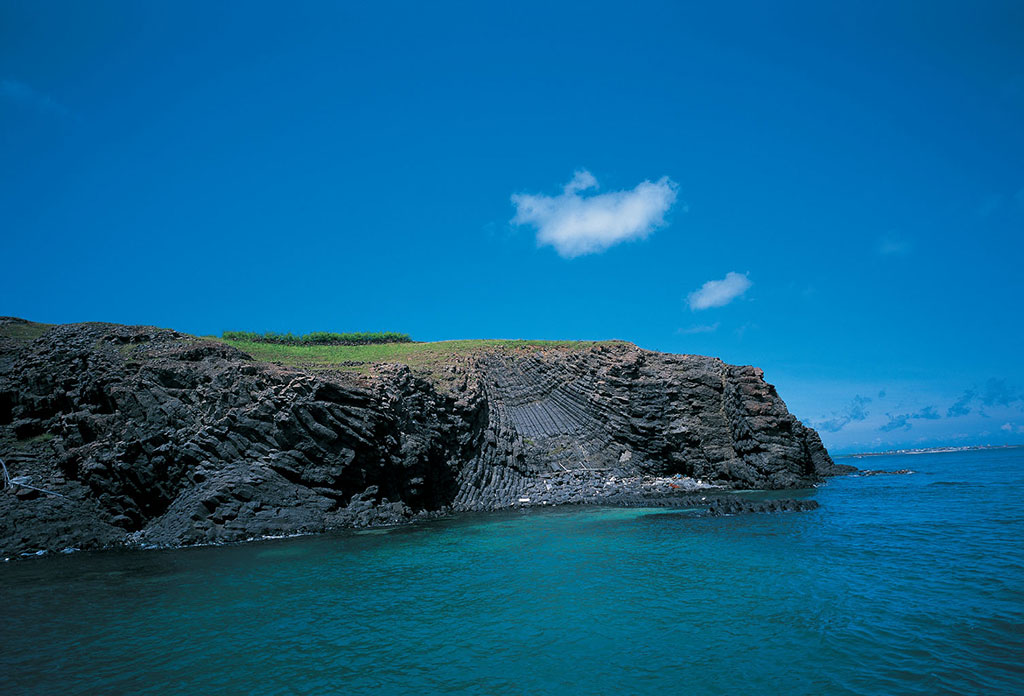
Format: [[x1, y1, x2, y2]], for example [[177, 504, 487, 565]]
[[0, 319, 623, 380], [214, 336, 621, 374], [0, 319, 53, 342], [221, 330, 411, 345]]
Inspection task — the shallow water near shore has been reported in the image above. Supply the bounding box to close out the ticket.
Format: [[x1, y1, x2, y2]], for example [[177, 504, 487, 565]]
[[3, 448, 1023, 695]]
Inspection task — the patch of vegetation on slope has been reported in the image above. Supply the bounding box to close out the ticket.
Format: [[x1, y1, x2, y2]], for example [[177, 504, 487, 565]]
[[214, 336, 624, 380], [221, 330, 411, 345], [0, 318, 54, 344]]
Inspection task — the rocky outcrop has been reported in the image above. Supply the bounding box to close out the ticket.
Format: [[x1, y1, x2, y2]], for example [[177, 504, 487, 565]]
[[0, 321, 847, 556]]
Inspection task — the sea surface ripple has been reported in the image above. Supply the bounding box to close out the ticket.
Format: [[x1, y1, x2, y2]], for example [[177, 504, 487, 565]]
[[2, 448, 1023, 695]]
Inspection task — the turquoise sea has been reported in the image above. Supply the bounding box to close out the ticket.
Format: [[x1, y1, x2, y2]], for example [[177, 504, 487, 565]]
[[2, 448, 1023, 695]]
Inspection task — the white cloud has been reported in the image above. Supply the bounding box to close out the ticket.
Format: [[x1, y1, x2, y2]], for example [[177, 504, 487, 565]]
[[511, 170, 678, 258], [676, 323, 719, 335], [687, 272, 752, 310], [563, 169, 598, 194]]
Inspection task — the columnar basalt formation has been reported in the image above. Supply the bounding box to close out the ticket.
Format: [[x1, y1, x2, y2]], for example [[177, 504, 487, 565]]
[[0, 320, 845, 555]]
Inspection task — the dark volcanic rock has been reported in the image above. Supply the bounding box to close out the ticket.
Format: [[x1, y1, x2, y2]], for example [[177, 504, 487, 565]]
[[0, 321, 843, 556], [705, 498, 820, 516]]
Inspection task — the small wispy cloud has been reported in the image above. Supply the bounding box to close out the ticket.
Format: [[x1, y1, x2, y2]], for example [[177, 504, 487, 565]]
[[877, 235, 911, 256], [880, 413, 912, 432], [880, 405, 943, 432], [687, 272, 752, 310], [815, 394, 872, 433], [980, 378, 1022, 407], [977, 193, 1004, 218], [947, 379, 1024, 418], [511, 170, 679, 258], [735, 322, 756, 339], [1, 78, 68, 118], [947, 390, 975, 417], [676, 323, 719, 335]]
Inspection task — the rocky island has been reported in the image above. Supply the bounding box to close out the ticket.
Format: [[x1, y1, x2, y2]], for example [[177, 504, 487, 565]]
[[0, 318, 851, 557]]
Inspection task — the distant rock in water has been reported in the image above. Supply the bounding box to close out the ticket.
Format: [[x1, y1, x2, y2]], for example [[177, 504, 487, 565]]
[[0, 321, 849, 555]]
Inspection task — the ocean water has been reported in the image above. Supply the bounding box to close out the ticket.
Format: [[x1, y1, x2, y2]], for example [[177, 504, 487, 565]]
[[2, 448, 1023, 695]]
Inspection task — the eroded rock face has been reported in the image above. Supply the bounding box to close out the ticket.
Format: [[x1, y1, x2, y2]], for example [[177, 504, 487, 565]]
[[0, 322, 844, 555]]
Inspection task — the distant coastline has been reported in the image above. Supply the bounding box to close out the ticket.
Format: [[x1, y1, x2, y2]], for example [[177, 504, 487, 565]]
[[839, 444, 1024, 459]]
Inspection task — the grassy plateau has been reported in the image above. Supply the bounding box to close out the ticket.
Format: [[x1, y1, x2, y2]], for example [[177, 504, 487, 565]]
[[0, 318, 622, 382], [213, 336, 621, 377], [0, 319, 53, 343], [220, 330, 411, 345]]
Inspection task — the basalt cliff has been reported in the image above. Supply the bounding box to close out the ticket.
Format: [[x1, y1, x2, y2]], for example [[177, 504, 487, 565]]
[[0, 319, 847, 556]]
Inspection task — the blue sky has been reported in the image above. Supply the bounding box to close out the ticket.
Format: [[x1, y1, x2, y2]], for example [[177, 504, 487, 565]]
[[2, 1, 1023, 453]]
